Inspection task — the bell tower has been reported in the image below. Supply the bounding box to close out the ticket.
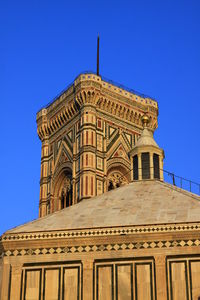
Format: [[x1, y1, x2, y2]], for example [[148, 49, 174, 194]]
[[37, 74, 158, 217]]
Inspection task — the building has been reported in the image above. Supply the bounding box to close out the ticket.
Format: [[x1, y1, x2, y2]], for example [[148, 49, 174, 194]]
[[0, 73, 200, 300], [36, 73, 158, 218]]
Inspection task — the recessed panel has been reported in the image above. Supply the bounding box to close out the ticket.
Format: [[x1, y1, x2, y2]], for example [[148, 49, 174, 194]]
[[44, 269, 59, 300], [135, 264, 152, 300], [116, 264, 132, 300], [63, 267, 79, 300], [97, 265, 113, 300], [190, 261, 200, 300], [170, 262, 187, 300], [25, 270, 41, 300]]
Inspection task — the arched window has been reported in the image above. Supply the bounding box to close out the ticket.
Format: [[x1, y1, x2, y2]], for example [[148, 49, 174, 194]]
[[61, 191, 65, 209], [46, 201, 50, 215], [60, 177, 72, 210], [108, 181, 114, 191], [107, 170, 129, 191], [65, 186, 72, 207]]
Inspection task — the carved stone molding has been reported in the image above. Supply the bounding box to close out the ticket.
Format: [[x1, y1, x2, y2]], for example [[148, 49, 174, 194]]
[[2, 223, 200, 242], [11, 264, 23, 276], [155, 255, 166, 266], [3, 238, 200, 257]]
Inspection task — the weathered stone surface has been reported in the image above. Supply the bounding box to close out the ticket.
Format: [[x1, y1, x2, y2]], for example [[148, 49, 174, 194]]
[[6, 180, 200, 234]]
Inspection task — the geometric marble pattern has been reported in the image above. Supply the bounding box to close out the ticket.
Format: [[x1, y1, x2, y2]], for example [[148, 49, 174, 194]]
[[3, 238, 200, 257]]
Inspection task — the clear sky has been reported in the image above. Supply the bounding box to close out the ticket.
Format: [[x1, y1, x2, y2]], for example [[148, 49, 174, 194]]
[[0, 0, 200, 235]]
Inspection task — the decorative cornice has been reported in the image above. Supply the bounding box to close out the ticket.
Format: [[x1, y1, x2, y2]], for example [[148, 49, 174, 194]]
[[36, 74, 158, 141], [37, 101, 79, 140], [75, 74, 157, 108], [2, 223, 200, 242]]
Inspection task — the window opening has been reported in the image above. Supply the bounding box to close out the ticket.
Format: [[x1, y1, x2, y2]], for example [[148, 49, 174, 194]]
[[108, 181, 114, 191], [153, 153, 160, 179], [142, 152, 150, 179], [133, 155, 138, 180]]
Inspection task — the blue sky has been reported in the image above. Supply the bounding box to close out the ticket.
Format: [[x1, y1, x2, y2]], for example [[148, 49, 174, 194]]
[[0, 0, 200, 235]]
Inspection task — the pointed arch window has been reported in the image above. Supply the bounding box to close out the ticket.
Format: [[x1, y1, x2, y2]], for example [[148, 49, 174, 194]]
[[108, 181, 114, 191], [61, 191, 65, 209], [60, 177, 72, 210]]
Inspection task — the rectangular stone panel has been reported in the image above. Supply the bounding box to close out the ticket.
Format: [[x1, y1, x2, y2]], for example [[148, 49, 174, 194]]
[[24, 270, 41, 300], [97, 265, 113, 300], [190, 260, 200, 300], [135, 263, 152, 300], [170, 262, 188, 300], [97, 134, 103, 151], [44, 268, 60, 300], [116, 264, 132, 300], [63, 267, 79, 300], [97, 157, 103, 170], [97, 180, 103, 195]]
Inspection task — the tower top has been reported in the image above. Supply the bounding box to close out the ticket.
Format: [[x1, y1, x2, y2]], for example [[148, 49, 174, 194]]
[[36, 75, 158, 218]]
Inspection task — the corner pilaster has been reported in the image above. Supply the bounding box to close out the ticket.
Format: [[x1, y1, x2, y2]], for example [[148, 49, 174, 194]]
[[9, 264, 23, 300]]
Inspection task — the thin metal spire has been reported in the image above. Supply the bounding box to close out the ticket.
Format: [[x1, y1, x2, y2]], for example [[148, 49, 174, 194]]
[[97, 35, 99, 76]]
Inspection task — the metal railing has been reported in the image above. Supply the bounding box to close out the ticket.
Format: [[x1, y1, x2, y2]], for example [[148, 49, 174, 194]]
[[39, 71, 156, 111], [101, 75, 156, 100], [163, 169, 200, 196], [39, 71, 93, 110], [117, 168, 200, 196]]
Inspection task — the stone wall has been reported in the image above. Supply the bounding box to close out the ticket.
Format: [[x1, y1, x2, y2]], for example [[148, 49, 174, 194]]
[[1, 254, 200, 300]]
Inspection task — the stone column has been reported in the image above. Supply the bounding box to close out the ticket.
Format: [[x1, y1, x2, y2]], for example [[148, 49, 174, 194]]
[[130, 156, 133, 181], [72, 179, 75, 205], [83, 260, 93, 300], [72, 143, 76, 204], [10, 264, 22, 300], [159, 156, 164, 181], [155, 255, 167, 300], [79, 105, 96, 200], [103, 136, 107, 192], [0, 263, 10, 300], [39, 136, 49, 217]]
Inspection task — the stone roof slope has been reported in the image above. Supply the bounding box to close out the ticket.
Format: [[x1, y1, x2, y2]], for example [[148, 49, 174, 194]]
[[4, 180, 200, 234]]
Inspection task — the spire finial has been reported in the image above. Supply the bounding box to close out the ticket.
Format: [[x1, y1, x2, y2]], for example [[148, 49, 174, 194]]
[[97, 35, 99, 76], [141, 114, 149, 128]]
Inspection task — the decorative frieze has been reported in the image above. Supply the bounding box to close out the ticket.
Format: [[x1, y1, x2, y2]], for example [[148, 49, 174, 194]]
[[2, 223, 200, 242], [2, 238, 200, 257]]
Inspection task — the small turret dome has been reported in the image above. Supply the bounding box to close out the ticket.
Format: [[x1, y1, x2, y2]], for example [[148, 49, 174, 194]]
[[129, 114, 164, 181], [135, 128, 159, 148]]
